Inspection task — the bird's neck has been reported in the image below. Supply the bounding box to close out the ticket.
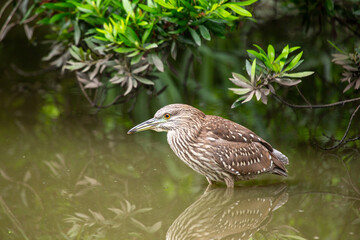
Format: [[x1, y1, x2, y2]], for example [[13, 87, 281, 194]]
[[167, 123, 202, 148]]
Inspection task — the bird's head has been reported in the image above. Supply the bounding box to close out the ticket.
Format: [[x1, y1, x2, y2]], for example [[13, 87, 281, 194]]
[[127, 104, 205, 134]]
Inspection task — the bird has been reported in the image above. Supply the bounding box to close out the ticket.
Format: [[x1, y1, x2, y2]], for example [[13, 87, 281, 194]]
[[166, 184, 288, 240], [127, 104, 289, 188]]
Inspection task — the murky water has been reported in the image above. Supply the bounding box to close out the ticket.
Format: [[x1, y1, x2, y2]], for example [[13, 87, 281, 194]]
[[1, 112, 360, 240]]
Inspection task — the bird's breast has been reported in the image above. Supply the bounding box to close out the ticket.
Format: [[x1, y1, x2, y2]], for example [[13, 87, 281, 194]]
[[166, 130, 226, 181]]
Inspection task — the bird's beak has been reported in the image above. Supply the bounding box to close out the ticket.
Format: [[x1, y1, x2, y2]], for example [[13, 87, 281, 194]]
[[127, 118, 162, 134]]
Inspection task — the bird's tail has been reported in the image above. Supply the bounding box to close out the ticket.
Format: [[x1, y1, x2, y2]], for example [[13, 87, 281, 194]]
[[272, 148, 289, 165]]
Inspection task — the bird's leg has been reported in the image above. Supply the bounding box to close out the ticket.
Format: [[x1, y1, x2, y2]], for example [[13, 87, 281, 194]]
[[206, 177, 213, 185], [205, 183, 214, 193], [224, 178, 234, 188], [204, 177, 215, 193]]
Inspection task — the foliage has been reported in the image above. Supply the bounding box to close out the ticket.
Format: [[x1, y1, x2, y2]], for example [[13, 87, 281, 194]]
[[21, 0, 257, 105], [229, 44, 314, 106], [331, 45, 360, 93]]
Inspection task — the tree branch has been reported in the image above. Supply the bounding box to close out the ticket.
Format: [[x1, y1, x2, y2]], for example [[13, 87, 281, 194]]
[[78, 80, 96, 107], [273, 93, 360, 148], [295, 85, 312, 107], [319, 104, 360, 150], [0, 0, 13, 19], [78, 80, 130, 109], [272, 94, 360, 109], [0, 0, 22, 41]]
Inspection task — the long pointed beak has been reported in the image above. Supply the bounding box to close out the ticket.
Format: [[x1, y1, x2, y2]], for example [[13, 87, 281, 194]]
[[127, 118, 161, 134]]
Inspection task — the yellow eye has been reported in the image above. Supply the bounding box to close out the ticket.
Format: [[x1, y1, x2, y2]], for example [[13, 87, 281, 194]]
[[164, 113, 171, 119]]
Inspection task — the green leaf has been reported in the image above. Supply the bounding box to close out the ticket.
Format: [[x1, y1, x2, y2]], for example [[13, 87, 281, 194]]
[[138, 4, 158, 13], [73, 21, 80, 45], [133, 75, 154, 85], [49, 12, 71, 24], [253, 44, 267, 56], [251, 44, 273, 69], [223, 3, 252, 17], [127, 50, 140, 57], [327, 40, 346, 54], [289, 46, 300, 53], [142, 25, 153, 44], [229, 88, 251, 95], [154, 0, 176, 9], [281, 71, 314, 78], [247, 50, 266, 62], [245, 59, 252, 76], [247, 49, 272, 70], [115, 47, 137, 53], [232, 73, 251, 84], [283, 51, 303, 72], [267, 44, 275, 63], [274, 78, 302, 86], [124, 27, 139, 43], [131, 52, 144, 65], [65, 61, 86, 70], [216, 8, 234, 19], [231, 96, 247, 108], [76, 6, 94, 14], [43, 2, 74, 10], [251, 59, 256, 83], [242, 91, 255, 104], [144, 43, 158, 50], [188, 28, 201, 46], [275, 45, 289, 71], [180, 0, 196, 11], [150, 53, 164, 72], [198, 0, 209, 8], [20, 3, 36, 24], [132, 64, 149, 74], [231, 0, 257, 6], [171, 41, 177, 59], [199, 25, 211, 41], [69, 46, 82, 61], [122, 0, 133, 16], [289, 59, 304, 71]]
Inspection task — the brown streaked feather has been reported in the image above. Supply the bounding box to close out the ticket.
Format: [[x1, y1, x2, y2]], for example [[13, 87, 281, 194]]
[[200, 115, 287, 177], [204, 115, 273, 151]]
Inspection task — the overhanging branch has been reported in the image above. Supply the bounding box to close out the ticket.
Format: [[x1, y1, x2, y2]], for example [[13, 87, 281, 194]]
[[272, 94, 360, 109]]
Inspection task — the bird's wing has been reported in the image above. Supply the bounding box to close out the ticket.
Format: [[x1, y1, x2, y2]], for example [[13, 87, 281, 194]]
[[200, 115, 287, 176], [203, 115, 273, 150]]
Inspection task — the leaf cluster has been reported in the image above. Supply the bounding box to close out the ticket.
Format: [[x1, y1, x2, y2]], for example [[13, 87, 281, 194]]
[[331, 47, 360, 93], [29, 0, 257, 100], [229, 44, 314, 106]]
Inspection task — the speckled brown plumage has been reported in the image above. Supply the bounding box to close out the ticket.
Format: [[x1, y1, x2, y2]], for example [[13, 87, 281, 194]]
[[128, 104, 289, 188]]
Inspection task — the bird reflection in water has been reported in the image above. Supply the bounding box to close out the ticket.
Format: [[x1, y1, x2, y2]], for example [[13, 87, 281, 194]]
[[166, 184, 288, 240]]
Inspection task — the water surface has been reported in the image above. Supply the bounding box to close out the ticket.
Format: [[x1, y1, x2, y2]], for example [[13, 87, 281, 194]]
[[1, 113, 359, 240]]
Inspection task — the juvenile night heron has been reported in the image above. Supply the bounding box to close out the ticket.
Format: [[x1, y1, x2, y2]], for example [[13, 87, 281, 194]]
[[128, 104, 288, 188]]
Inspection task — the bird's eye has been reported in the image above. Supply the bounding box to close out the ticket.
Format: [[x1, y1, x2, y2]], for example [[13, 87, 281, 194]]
[[164, 113, 171, 120]]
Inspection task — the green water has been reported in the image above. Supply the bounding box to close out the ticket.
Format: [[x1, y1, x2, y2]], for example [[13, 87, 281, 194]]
[[0, 110, 359, 240]]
